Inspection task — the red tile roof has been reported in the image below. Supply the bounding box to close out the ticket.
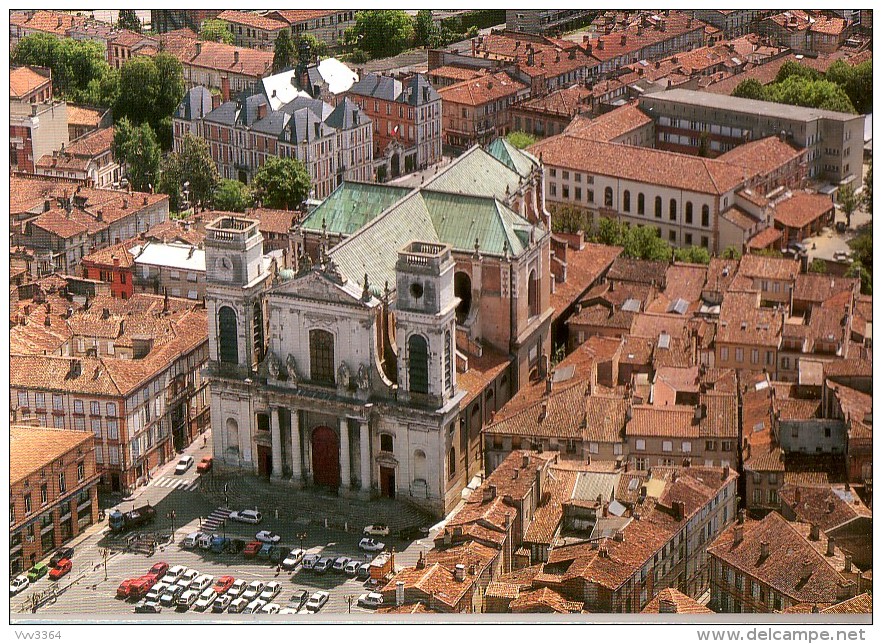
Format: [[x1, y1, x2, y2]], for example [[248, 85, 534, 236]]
[[438, 71, 527, 107], [584, 11, 705, 63], [216, 10, 288, 31], [270, 10, 340, 25], [516, 85, 593, 118], [562, 104, 653, 142], [746, 226, 783, 250], [11, 425, 94, 484], [717, 136, 806, 180], [10, 10, 86, 36], [773, 192, 835, 229], [738, 253, 800, 282], [10, 66, 50, 99], [641, 588, 714, 614]]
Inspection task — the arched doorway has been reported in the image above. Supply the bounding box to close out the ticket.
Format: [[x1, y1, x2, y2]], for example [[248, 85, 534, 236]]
[[311, 426, 340, 488]]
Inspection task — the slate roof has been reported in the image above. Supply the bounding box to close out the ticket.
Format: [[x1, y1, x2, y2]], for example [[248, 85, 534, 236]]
[[347, 73, 402, 101], [175, 86, 214, 121]]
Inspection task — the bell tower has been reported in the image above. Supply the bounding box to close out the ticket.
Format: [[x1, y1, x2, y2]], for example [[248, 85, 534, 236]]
[[394, 241, 458, 407]]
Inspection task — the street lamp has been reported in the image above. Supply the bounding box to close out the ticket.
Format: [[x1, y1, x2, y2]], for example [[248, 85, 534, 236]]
[[345, 594, 354, 614], [101, 548, 108, 581], [296, 531, 307, 552], [167, 510, 176, 542]]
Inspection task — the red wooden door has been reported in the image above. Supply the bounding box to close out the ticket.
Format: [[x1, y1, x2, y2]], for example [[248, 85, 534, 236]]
[[257, 445, 271, 478], [311, 426, 340, 488]]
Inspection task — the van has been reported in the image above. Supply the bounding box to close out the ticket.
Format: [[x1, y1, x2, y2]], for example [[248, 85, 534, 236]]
[[197, 533, 213, 550], [182, 532, 202, 549]]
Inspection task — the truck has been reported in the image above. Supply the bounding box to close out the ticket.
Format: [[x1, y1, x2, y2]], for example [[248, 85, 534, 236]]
[[210, 535, 230, 553], [109, 503, 156, 532]]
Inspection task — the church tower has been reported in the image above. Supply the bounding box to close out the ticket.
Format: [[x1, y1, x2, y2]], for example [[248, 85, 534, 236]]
[[394, 241, 458, 407]]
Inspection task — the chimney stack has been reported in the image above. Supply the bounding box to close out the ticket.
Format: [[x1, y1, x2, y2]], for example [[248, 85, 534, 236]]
[[733, 525, 743, 545], [234, 50, 240, 64], [826, 537, 836, 557], [522, 454, 530, 468], [545, 375, 553, 395], [195, 42, 202, 57], [794, 487, 801, 503], [454, 564, 466, 581], [760, 541, 770, 559], [844, 555, 852, 573], [827, 500, 835, 513], [800, 560, 813, 582], [395, 581, 405, 606], [809, 524, 820, 541], [659, 597, 677, 614]]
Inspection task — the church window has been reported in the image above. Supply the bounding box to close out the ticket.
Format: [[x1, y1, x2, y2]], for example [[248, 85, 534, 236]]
[[380, 434, 394, 453], [408, 334, 429, 394], [218, 306, 238, 364], [309, 329, 335, 384], [454, 272, 472, 324], [528, 269, 539, 317]]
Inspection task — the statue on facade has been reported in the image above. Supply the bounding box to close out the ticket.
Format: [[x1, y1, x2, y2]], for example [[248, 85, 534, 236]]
[[267, 352, 280, 380], [356, 363, 371, 391], [285, 353, 300, 385], [337, 361, 351, 389]]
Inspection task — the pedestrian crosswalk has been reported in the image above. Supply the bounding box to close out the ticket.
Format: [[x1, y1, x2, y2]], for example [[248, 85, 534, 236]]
[[149, 476, 199, 492], [202, 507, 232, 533]]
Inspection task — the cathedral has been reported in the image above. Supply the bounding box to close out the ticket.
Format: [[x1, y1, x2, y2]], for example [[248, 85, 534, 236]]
[[205, 139, 552, 516]]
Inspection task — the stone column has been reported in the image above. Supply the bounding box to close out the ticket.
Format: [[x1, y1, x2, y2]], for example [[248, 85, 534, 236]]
[[270, 406, 283, 478], [339, 417, 351, 490], [290, 409, 302, 486], [359, 420, 371, 494]]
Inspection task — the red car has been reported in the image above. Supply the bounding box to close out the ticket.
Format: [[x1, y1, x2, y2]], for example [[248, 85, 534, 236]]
[[243, 540, 263, 559], [148, 561, 169, 579], [48, 559, 72, 580], [213, 575, 235, 595], [129, 575, 157, 599], [117, 578, 137, 598], [196, 456, 213, 473]]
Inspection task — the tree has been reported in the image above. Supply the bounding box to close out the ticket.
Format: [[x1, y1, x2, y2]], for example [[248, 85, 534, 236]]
[[732, 78, 766, 101], [595, 217, 629, 246], [775, 60, 821, 83], [115, 53, 184, 150], [113, 118, 161, 192], [808, 258, 828, 274], [766, 76, 855, 113], [213, 179, 252, 212], [251, 157, 311, 210], [551, 204, 589, 234], [199, 19, 234, 44], [158, 133, 219, 212], [623, 225, 672, 262], [863, 161, 872, 214], [721, 246, 742, 260], [414, 10, 436, 47], [506, 131, 537, 149], [74, 65, 119, 107], [116, 9, 142, 33], [296, 33, 329, 61], [674, 246, 711, 264], [838, 183, 860, 228], [827, 59, 872, 114], [845, 261, 872, 295], [273, 30, 296, 72], [12, 34, 111, 101], [350, 10, 414, 59], [848, 224, 872, 269]]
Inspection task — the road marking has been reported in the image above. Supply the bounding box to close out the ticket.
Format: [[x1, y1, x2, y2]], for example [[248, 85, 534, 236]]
[[151, 476, 199, 491]]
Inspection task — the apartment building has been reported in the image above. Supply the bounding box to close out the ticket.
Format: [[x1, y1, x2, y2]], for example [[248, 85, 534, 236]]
[[217, 10, 356, 52], [505, 10, 596, 35], [131, 241, 207, 300], [35, 127, 122, 188], [688, 10, 770, 39], [10, 426, 100, 575], [10, 66, 69, 174], [715, 291, 784, 378]]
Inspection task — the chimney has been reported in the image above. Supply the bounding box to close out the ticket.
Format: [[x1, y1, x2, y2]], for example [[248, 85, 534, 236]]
[[522, 454, 530, 468], [539, 401, 548, 422], [395, 581, 405, 606], [212, 92, 221, 109], [96, 209, 103, 221], [733, 525, 744, 546], [844, 555, 852, 573], [800, 560, 813, 582], [101, 307, 110, 319], [794, 487, 801, 503], [142, 195, 148, 205], [737, 509, 745, 524], [613, 530, 624, 542], [597, 38, 604, 50], [195, 42, 202, 57], [827, 500, 835, 513], [454, 564, 466, 581], [257, 102, 267, 120], [810, 524, 820, 541], [513, 468, 519, 480], [620, 34, 627, 46], [234, 50, 240, 65], [826, 537, 836, 557], [598, 546, 609, 558], [415, 551, 425, 570], [545, 375, 553, 395], [122, 197, 128, 209], [44, 315, 51, 327], [659, 597, 677, 614], [483, 484, 497, 502], [672, 500, 685, 521]]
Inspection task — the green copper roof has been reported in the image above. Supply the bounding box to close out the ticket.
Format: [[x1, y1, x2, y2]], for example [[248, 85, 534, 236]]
[[300, 181, 413, 235], [486, 137, 540, 178], [424, 145, 523, 202]]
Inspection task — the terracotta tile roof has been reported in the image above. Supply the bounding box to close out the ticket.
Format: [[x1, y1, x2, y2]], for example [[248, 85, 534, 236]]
[[627, 404, 697, 439], [65, 106, 106, 128], [704, 258, 739, 295], [809, 14, 847, 36], [184, 41, 274, 79], [531, 135, 745, 195], [708, 512, 858, 604], [426, 541, 498, 572], [828, 381, 872, 425], [774, 397, 821, 421], [523, 468, 578, 545], [380, 562, 475, 610], [823, 357, 872, 379], [779, 484, 872, 532], [437, 71, 527, 107], [584, 395, 629, 443], [485, 581, 520, 599], [9, 309, 72, 355], [469, 33, 599, 81], [82, 240, 137, 268], [700, 392, 739, 439], [10, 425, 94, 484], [65, 127, 115, 157], [216, 10, 287, 31], [659, 263, 708, 308], [583, 11, 705, 63], [31, 208, 92, 239], [766, 11, 812, 32], [251, 207, 297, 236], [717, 136, 806, 180], [607, 256, 668, 287], [429, 65, 487, 83], [738, 187, 770, 208], [717, 291, 784, 347], [567, 303, 634, 332], [517, 86, 593, 118], [485, 382, 585, 440], [509, 587, 583, 613], [550, 241, 622, 315], [10, 10, 86, 36], [773, 192, 835, 229], [10, 66, 50, 99], [654, 365, 699, 393], [722, 205, 761, 232], [630, 312, 689, 341], [270, 10, 339, 25], [821, 593, 872, 614], [747, 226, 783, 250], [619, 335, 654, 366], [738, 253, 800, 282], [641, 588, 714, 614]]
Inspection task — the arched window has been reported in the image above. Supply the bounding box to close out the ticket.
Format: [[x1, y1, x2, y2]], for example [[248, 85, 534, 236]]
[[701, 205, 710, 227], [252, 301, 264, 364], [448, 446, 456, 479], [604, 187, 613, 208], [454, 271, 472, 324], [528, 269, 539, 317], [638, 192, 645, 215], [623, 190, 631, 212], [218, 306, 239, 364], [309, 329, 335, 384], [444, 329, 452, 392], [408, 334, 429, 394], [380, 434, 394, 453], [655, 196, 662, 219], [669, 198, 677, 221], [685, 201, 694, 224]]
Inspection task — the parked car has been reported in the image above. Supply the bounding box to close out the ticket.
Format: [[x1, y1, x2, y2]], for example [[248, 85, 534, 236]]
[[148, 561, 169, 579], [257, 543, 276, 561], [181, 532, 203, 549], [229, 509, 262, 524], [358, 538, 385, 552], [27, 562, 49, 582], [189, 574, 214, 592], [301, 553, 320, 570], [179, 568, 199, 586], [255, 530, 281, 544], [213, 575, 235, 595], [356, 563, 372, 580], [243, 541, 263, 559], [144, 582, 168, 604], [129, 575, 158, 598], [116, 579, 137, 599], [159, 584, 185, 606], [49, 547, 75, 568], [134, 600, 162, 614], [174, 454, 195, 475], [332, 556, 351, 573], [289, 589, 309, 610], [242, 581, 265, 601], [313, 557, 334, 574], [227, 597, 249, 613], [259, 581, 282, 602], [304, 591, 330, 613], [224, 538, 247, 554], [176, 589, 198, 610], [260, 603, 281, 614], [194, 588, 217, 611], [212, 593, 233, 613], [358, 592, 383, 609], [281, 548, 305, 570], [48, 559, 72, 581], [363, 523, 390, 537], [398, 525, 431, 541], [243, 598, 267, 614], [161, 565, 185, 585], [197, 533, 213, 550], [279, 607, 298, 614], [210, 535, 230, 553], [227, 579, 248, 599], [343, 560, 361, 576], [196, 456, 213, 473], [10, 575, 30, 596]]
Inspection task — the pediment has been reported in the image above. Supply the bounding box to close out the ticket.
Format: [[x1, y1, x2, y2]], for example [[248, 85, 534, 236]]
[[271, 267, 368, 307]]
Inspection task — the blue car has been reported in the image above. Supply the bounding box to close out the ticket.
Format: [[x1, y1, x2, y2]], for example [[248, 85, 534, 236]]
[[257, 543, 274, 561], [210, 536, 230, 553]]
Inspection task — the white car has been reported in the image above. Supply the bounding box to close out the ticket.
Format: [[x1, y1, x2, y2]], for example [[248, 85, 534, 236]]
[[358, 537, 386, 552], [358, 592, 383, 609], [243, 598, 266, 614], [176, 589, 199, 610], [189, 573, 213, 592], [212, 594, 233, 613], [179, 568, 199, 586], [259, 581, 282, 602], [144, 582, 168, 604], [229, 509, 262, 524], [255, 530, 281, 544], [278, 607, 298, 614], [10, 575, 30, 596], [304, 591, 330, 613], [194, 588, 217, 611], [228, 597, 248, 613], [161, 565, 185, 585], [227, 579, 248, 598], [242, 580, 265, 601], [363, 523, 390, 537], [281, 548, 305, 570], [301, 553, 320, 570], [343, 560, 361, 576], [174, 454, 194, 475], [260, 602, 281, 614]]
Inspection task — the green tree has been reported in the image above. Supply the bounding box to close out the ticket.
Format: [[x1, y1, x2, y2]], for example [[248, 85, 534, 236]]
[[732, 78, 766, 101], [863, 161, 872, 213], [414, 10, 436, 47], [838, 183, 860, 228], [350, 10, 415, 59], [848, 224, 872, 268], [74, 65, 119, 107], [12, 34, 111, 100], [297, 33, 329, 61], [766, 76, 855, 113], [113, 118, 161, 192], [551, 204, 588, 234], [721, 246, 742, 260], [273, 29, 296, 73], [116, 9, 142, 33], [159, 133, 219, 212], [827, 59, 872, 114], [115, 53, 184, 149], [623, 225, 672, 261], [506, 131, 537, 149], [595, 217, 629, 246], [808, 258, 828, 274], [775, 60, 821, 83], [845, 261, 872, 295], [251, 157, 312, 210], [674, 246, 711, 264], [213, 179, 252, 212], [199, 19, 234, 44]]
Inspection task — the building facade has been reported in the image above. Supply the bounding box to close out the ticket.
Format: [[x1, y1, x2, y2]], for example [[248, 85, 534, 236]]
[[10, 66, 69, 175]]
